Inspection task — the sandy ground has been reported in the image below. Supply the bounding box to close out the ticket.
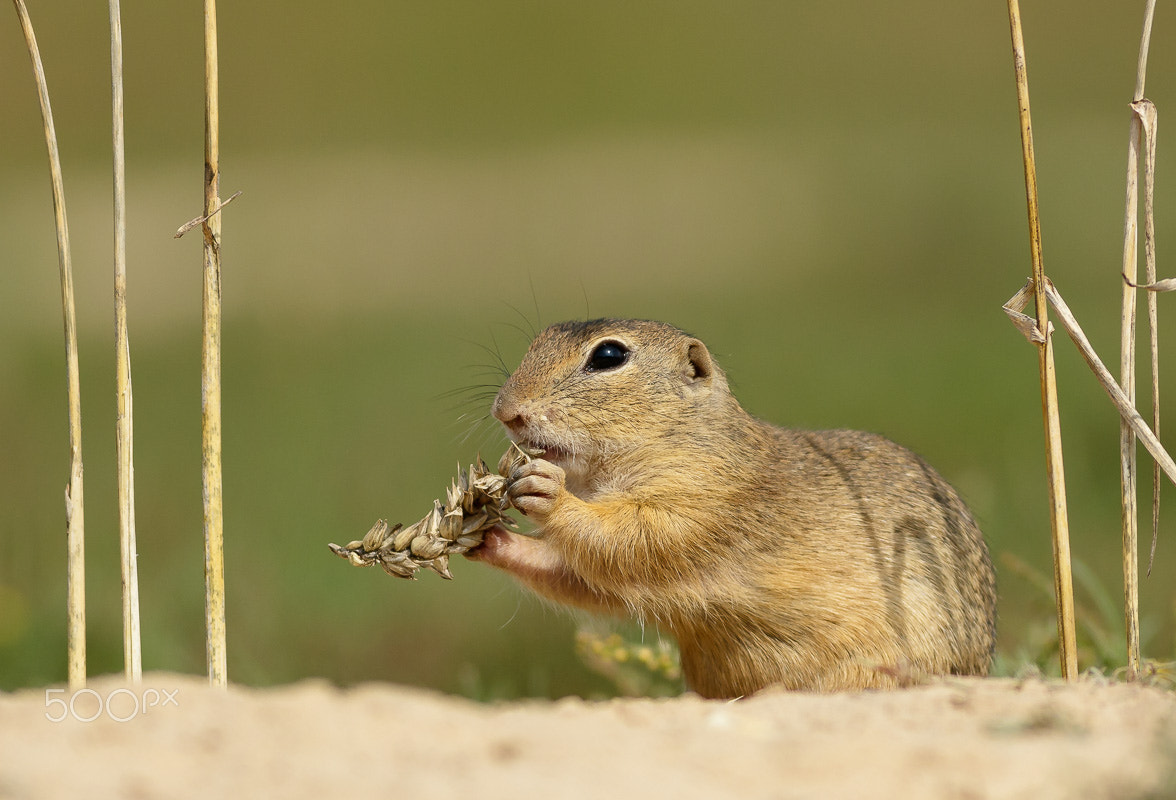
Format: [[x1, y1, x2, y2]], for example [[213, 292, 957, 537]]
[[2, 673, 1174, 800]]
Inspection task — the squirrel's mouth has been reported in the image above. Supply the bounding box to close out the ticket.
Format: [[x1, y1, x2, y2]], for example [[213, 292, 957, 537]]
[[515, 439, 571, 467], [513, 439, 589, 491]]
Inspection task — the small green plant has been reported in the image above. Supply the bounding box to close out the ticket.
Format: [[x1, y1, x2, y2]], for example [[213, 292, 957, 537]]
[[998, 551, 1175, 685], [573, 628, 684, 697]]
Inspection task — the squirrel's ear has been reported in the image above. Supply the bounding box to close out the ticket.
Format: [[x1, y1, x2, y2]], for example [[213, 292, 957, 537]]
[[682, 339, 714, 386]]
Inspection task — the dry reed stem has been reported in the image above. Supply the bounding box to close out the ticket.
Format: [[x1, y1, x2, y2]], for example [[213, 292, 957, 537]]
[[1132, 0, 1158, 102], [1120, 85, 1142, 684], [174, 190, 242, 239], [1006, 281, 1176, 488], [1118, 0, 1157, 681], [1130, 273, 1176, 293], [202, 0, 227, 688], [1138, 99, 1160, 577], [1005, 0, 1079, 680], [13, 0, 87, 690], [108, 0, 142, 686]]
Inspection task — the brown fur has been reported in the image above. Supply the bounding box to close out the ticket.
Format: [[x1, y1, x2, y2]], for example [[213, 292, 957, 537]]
[[468, 318, 996, 698]]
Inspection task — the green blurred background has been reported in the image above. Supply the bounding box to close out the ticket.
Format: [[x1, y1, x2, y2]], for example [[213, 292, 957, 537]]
[[2, 2, 1175, 696]]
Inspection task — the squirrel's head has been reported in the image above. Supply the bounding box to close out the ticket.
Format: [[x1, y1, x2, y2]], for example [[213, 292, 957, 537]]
[[492, 318, 732, 485]]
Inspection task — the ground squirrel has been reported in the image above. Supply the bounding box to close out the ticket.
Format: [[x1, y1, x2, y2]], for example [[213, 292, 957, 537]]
[[467, 318, 996, 698]]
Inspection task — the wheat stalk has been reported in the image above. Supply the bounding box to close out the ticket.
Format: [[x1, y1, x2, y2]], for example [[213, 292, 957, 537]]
[[1118, 0, 1158, 682], [202, 0, 228, 688], [329, 444, 535, 580], [13, 0, 87, 690], [108, 0, 142, 686], [1004, 0, 1079, 680]]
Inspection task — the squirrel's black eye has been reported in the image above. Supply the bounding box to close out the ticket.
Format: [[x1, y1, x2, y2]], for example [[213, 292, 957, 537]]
[[585, 341, 629, 372]]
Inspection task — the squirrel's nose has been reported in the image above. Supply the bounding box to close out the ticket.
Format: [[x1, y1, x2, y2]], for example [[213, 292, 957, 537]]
[[492, 394, 527, 434]]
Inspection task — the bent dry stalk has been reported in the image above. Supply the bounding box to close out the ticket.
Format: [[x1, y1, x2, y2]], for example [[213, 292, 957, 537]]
[[329, 443, 537, 580]]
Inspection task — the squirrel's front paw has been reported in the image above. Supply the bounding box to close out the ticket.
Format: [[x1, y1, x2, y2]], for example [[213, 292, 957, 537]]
[[506, 458, 566, 522]]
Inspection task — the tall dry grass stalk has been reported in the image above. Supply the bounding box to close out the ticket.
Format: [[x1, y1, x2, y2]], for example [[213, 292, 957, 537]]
[[1006, 1, 1169, 680], [1118, 0, 1158, 683], [13, 0, 87, 690], [202, 0, 228, 687], [108, 0, 142, 686], [1004, 0, 1079, 679]]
